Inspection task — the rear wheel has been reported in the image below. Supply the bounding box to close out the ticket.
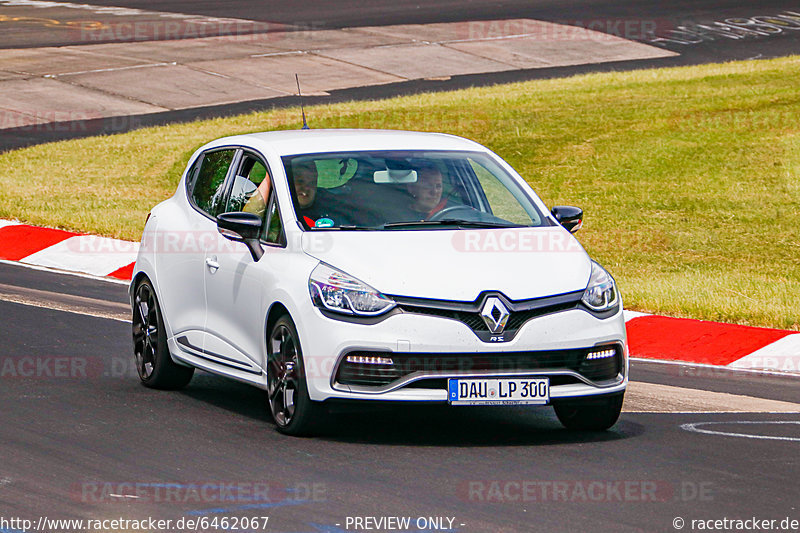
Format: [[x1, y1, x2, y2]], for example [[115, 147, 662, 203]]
[[553, 393, 624, 431], [132, 278, 194, 389], [266, 314, 324, 436]]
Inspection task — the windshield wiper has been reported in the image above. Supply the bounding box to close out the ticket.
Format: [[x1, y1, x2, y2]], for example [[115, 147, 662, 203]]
[[382, 220, 527, 229], [330, 225, 376, 230], [305, 224, 375, 231]]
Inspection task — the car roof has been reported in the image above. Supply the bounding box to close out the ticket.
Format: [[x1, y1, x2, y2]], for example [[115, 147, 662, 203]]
[[203, 129, 488, 157]]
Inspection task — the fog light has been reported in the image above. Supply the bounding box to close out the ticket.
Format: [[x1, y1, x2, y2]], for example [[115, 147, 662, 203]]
[[346, 354, 394, 365], [586, 348, 616, 360]]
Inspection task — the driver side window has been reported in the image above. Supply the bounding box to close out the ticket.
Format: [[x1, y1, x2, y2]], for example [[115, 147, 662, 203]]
[[227, 158, 269, 214], [226, 153, 283, 246]]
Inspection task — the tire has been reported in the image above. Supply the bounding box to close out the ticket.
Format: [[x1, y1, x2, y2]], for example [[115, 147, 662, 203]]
[[266, 314, 324, 436], [553, 393, 624, 431], [132, 278, 194, 390]]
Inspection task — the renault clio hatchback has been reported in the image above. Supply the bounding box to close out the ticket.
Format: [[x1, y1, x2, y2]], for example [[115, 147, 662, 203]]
[[130, 129, 627, 435]]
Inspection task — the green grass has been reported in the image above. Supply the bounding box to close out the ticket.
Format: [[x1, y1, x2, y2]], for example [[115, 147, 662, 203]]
[[1, 56, 799, 329]]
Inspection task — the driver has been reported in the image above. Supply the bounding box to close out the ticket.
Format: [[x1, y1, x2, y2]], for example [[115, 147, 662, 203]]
[[407, 163, 447, 220]]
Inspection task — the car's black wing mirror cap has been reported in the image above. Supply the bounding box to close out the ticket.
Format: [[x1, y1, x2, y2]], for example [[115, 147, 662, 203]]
[[551, 206, 583, 233], [217, 212, 264, 261]]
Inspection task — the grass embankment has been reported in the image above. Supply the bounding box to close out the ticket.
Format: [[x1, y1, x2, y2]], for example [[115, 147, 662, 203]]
[[1, 57, 799, 328]]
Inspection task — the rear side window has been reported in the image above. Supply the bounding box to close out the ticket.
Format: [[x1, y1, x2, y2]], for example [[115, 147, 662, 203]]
[[190, 149, 236, 217]]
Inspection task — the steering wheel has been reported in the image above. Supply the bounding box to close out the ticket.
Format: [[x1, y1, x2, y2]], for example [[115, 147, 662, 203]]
[[428, 205, 479, 221]]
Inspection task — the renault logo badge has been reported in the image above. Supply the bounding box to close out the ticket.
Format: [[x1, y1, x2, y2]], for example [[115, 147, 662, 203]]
[[480, 297, 510, 334]]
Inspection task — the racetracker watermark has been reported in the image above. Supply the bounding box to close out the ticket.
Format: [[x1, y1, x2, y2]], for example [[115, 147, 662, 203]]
[[658, 355, 800, 378], [0, 356, 102, 379], [732, 355, 800, 374], [69, 18, 349, 46], [0, 516, 271, 532], [0, 353, 348, 381], [120, 227, 586, 260], [451, 229, 584, 253], [135, 230, 334, 255], [457, 19, 670, 42], [76, 481, 326, 504], [74, 19, 291, 44], [672, 516, 799, 531], [0, 110, 147, 135], [0, 355, 140, 380], [459, 480, 713, 503]]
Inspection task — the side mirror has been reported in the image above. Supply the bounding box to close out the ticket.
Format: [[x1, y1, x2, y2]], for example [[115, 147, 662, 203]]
[[551, 206, 583, 233], [217, 212, 264, 261]]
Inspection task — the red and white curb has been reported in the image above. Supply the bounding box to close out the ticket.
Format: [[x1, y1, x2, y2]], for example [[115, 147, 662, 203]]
[[623, 311, 800, 375], [0, 220, 137, 281], [1, 219, 798, 375]]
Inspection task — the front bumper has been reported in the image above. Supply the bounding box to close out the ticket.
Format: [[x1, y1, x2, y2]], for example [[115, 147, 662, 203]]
[[297, 303, 628, 403]]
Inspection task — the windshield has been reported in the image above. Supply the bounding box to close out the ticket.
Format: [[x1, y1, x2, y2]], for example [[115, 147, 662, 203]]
[[281, 150, 548, 230]]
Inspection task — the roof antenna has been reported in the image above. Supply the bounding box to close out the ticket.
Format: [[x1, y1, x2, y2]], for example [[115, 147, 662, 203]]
[[295, 73, 309, 130]]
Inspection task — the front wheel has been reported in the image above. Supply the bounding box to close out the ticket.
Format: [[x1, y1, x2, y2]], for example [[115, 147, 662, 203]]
[[553, 393, 624, 431], [132, 278, 194, 389], [266, 315, 324, 436]]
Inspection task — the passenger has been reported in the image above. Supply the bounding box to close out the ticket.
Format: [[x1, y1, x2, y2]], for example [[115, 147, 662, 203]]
[[407, 164, 447, 220]]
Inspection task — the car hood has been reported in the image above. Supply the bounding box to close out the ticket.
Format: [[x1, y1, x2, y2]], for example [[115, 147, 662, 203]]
[[301, 227, 592, 301]]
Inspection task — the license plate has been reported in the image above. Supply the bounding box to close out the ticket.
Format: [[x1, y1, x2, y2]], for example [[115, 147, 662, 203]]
[[448, 378, 550, 405]]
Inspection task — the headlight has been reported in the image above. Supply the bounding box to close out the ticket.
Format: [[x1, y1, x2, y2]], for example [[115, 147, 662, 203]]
[[581, 261, 619, 312], [309, 263, 395, 316]]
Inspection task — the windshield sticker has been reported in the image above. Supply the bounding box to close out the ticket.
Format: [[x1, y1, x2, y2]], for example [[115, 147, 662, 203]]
[[314, 217, 334, 228]]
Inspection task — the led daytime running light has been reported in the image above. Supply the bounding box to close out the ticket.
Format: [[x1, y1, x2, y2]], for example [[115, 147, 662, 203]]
[[345, 355, 394, 365], [586, 348, 616, 360]]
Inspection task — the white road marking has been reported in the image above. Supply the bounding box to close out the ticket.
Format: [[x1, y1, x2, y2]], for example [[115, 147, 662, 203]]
[[681, 421, 800, 442], [44, 62, 171, 78], [624, 381, 800, 413], [0, 282, 130, 322], [631, 356, 800, 377]]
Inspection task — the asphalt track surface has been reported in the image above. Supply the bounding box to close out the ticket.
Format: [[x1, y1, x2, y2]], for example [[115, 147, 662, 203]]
[[1, 2, 799, 531], [1, 263, 799, 533], [1, 0, 800, 150]]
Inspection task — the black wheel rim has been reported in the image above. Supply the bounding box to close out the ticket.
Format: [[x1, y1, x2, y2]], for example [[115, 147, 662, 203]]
[[132, 284, 159, 380], [267, 325, 299, 427]]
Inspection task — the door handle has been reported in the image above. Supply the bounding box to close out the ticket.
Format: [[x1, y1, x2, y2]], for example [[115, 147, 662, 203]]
[[205, 257, 220, 272]]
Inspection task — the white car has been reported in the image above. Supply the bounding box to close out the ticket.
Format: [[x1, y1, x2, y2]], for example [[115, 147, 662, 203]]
[[130, 129, 627, 435]]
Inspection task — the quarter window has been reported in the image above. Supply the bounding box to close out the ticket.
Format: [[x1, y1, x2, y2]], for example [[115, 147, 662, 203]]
[[263, 195, 283, 244]]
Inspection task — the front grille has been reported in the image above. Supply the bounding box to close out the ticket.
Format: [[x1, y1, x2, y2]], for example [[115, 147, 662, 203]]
[[396, 305, 487, 331], [336, 346, 622, 388], [395, 292, 582, 335], [505, 303, 582, 330]]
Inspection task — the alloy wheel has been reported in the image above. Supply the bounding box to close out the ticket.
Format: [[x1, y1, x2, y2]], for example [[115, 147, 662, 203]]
[[267, 324, 300, 427], [132, 283, 159, 380]]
